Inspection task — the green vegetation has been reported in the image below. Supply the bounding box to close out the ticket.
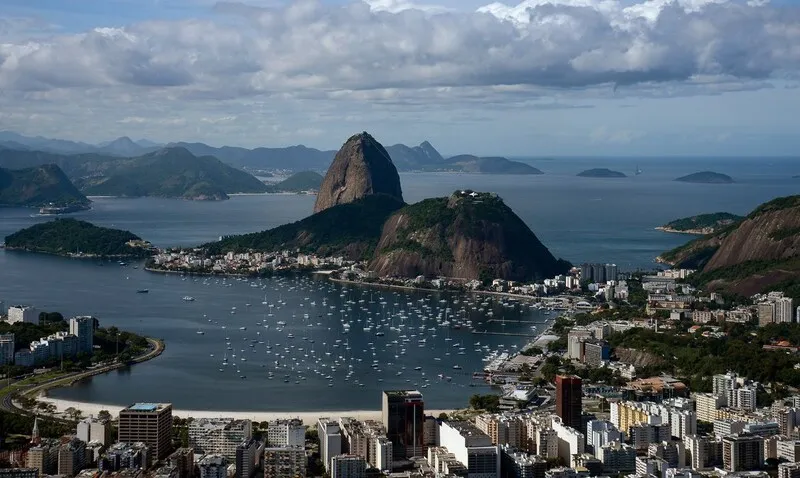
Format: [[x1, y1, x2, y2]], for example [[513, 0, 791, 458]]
[[0, 164, 88, 207], [607, 322, 800, 394], [660, 212, 743, 233], [4, 218, 149, 257], [206, 195, 405, 260], [469, 394, 501, 412], [0, 410, 73, 443], [577, 168, 626, 178], [749, 195, 800, 218], [687, 257, 800, 300], [78, 147, 267, 199], [674, 171, 734, 184], [264, 171, 324, 193]]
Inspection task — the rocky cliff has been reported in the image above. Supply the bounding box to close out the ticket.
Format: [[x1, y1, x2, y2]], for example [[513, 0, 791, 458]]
[[369, 191, 570, 281], [313, 132, 403, 213], [661, 195, 800, 297]]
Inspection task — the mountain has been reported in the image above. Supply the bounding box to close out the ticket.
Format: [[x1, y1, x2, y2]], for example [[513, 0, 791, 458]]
[[171, 142, 336, 171], [675, 171, 734, 184], [0, 131, 97, 155], [5, 218, 149, 257], [369, 191, 570, 282], [95, 137, 157, 157], [656, 213, 743, 235], [577, 168, 627, 178], [385, 141, 445, 170], [78, 147, 268, 200], [264, 171, 324, 193], [314, 132, 404, 213], [207, 195, 405, 260], [659, 195, 800, 298], [0, 164, 89, 208]]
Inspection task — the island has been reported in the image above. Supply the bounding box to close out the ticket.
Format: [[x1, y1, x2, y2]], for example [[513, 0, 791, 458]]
[[4, 218, 153, 258], [0, 164, 90, 209], [674, 171, 734, 184], [577, 168, 627, 178], [264, 171, 324, 193], [656, 212, 743, 235]]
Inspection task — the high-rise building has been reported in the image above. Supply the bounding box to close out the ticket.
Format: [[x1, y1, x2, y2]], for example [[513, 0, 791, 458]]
[[777, 298, 795, 323], [599, 441, 636, 474], [722, 434, 764, 472], [77, 417, 113, 446], [266, 419, 305, 448], [0, 333, 14, 365], [317, 418, 341, 472], [555, 376, 582, 430], [382, 390, 425, 459], [27, 441, 59, 476], [780, 462, 800, 478], [118, 403, 173, 461], [167, 448, 195, 478], [438, 421, 499, 478], [330, 455, 366, 478], [189, 418, 253, 460], [758, 302, 776, 326], [235, 438, 263, 478], [371, 436, 393, 472], [198, 455, 228, 478], [684, 434, 722, 470], [695, 393, 724, 422], [263, 447, 306, 478], [586, 420, 621, 452], [0, 469, 38, 478], [69, 316, 95, 355], [7, 306, 38, 325], [500, 447, 546, 478], [57, 438, 87, 477]]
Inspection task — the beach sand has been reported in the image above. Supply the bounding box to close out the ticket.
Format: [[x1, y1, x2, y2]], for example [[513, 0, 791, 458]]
[[35, 395, 455, 426]]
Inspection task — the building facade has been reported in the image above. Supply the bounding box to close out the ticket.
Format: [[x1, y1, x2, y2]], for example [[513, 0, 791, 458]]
[[382, 390, 425, 459], [118, 403, 173, 461]]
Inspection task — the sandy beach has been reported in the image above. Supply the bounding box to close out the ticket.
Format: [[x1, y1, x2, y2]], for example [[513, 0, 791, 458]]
[[35, 395, 455, 426]]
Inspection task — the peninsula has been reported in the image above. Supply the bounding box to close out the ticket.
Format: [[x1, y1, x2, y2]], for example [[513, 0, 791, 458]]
[[149, 132, 570, 282], [674, 171, 734, 184], [656, 212, 743, 235], [264, 171, 323, 193], [577, 168, 627, 178], [4, 218, 153, 258]]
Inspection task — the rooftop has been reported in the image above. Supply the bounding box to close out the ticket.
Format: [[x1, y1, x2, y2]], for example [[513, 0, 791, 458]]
[[125, 402, 170, 412]]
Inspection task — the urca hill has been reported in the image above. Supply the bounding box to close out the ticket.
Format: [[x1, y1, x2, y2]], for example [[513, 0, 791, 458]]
[[211, 132, 569, 282]]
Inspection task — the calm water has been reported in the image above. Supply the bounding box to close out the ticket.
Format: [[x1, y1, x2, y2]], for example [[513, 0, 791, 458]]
[[0, 159, 798, 411]]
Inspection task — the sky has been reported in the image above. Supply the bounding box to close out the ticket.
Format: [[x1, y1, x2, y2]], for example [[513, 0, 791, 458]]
[[0, 0, 799, 156]]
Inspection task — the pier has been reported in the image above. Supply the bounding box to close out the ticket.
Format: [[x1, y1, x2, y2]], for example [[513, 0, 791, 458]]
[[471, 330, 538, 337]]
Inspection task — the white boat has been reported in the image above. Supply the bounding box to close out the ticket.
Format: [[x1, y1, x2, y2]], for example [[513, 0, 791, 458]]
[[196, 331, 204, 335], [182, 296, 195, 301]]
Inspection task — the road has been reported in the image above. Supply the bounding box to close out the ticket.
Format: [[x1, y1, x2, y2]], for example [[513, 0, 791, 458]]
[[1, 337, 164, 417]]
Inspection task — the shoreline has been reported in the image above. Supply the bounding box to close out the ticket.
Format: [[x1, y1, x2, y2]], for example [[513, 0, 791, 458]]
[[654, 226, 707, 235], [35, 396, 455, 425]]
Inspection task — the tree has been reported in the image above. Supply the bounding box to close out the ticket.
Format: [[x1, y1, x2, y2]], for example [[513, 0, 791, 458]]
[[469, 394, 500, 413], [437, 412, 448, 420], [98, 410, 112, 422]]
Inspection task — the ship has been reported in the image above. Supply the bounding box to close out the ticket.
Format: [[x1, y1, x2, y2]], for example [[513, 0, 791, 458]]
[[39, 203, 90, 215], [136, 289, 149, 294]]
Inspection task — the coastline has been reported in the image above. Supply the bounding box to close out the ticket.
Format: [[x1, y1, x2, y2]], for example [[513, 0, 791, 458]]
[[654, 226, 707, 235], [35, 396, 455, 425]]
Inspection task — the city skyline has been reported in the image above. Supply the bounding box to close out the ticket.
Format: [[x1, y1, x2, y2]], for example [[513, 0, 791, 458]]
[[0, 0, 799, 156]]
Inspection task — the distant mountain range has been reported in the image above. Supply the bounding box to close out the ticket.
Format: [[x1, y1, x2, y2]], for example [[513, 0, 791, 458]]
[[0, 130, 539, 174], [0, 146, 267, 200]]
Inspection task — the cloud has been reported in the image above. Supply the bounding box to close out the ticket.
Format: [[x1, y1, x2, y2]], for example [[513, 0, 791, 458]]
[[0, 0, 796, 97]]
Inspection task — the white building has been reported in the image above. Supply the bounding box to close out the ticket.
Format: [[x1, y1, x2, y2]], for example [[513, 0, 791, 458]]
[[318, 418, 342, 472], [777, 298, 795, 323], [599, 441, 636, 474], [551, 417, 584, 468], [188, 418, 252, 460], [76, 417, 112, 446], [695, 393, 724, 423], [69, 316, 95, 355], [0, 333, 14, 365], [7, 306, 37, 325], [266, 419, 305, 448], [586, 420, 621, 451], [438, 421, 500, 478]]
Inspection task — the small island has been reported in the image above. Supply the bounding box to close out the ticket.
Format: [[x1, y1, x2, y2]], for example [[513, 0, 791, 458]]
[[656, 212, 743, 235], [264, 171, 323, 193], [674, 171, 734, 184], [4, 218, 153, 258], [577, 168, 627, 178]]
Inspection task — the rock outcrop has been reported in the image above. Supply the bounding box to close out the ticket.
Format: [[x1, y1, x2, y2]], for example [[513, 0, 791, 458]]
[[369, 191, 570, 282], [313, 132, 403, 213]]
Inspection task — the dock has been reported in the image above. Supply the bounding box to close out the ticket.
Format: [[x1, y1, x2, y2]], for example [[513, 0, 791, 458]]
[[471, 330, 538, 337]]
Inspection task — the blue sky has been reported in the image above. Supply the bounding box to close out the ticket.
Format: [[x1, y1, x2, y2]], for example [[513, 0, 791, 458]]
[[0, 0, 799, 156]]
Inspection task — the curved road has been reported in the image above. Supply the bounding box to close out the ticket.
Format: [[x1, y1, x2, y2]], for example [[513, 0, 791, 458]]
[[1, 337, 164, 417]]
